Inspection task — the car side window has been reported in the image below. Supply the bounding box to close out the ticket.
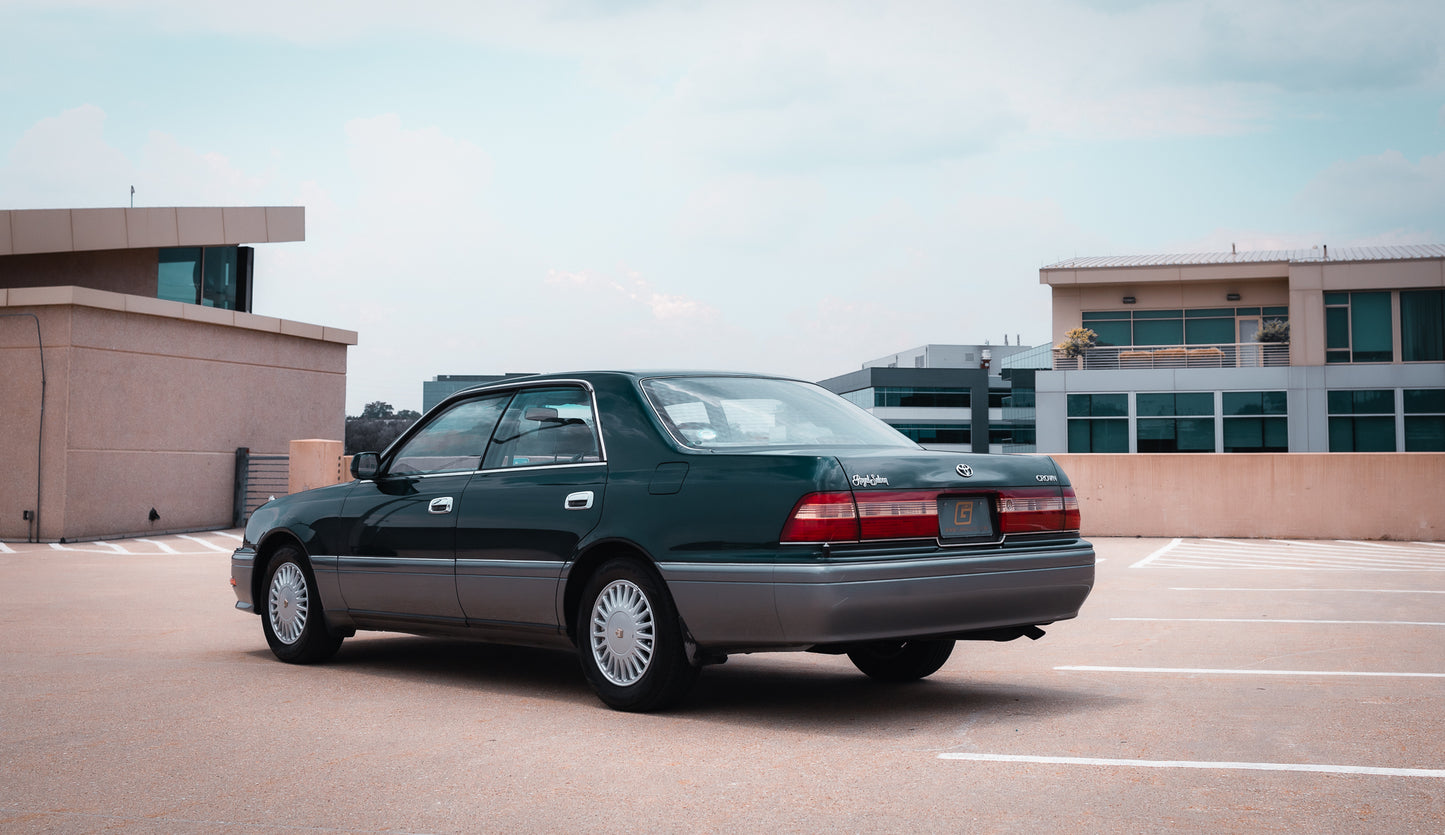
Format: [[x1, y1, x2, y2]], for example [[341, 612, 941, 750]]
[[387, 394, 510, 476], [483, 387, 601, 469]]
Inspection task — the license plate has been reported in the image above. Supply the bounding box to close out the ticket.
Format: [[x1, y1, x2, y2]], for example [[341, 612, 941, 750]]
[[938, 497, 993, 539]]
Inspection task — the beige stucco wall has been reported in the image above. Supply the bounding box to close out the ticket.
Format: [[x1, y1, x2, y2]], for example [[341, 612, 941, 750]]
[[1053, 453, 1445, 540], [0, 288, 352, 541]]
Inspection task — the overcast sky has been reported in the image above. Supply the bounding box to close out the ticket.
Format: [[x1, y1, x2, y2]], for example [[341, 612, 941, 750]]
[[4, 0, 1443, 413]]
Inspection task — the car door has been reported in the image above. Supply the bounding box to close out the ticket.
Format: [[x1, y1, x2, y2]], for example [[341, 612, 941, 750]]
[[455, 384, 607, 630], [338, 393, 511, 622]]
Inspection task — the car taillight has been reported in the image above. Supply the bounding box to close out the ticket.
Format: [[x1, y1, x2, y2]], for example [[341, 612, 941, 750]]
[[996, 486, 1080, 533], [1062, 486, 1081, 531], [780, 492, 859, 542], [855, 491, 939, 539], [782, 485, 1081, 544]]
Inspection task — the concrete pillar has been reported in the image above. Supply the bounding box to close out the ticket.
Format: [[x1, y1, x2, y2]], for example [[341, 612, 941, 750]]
[[288, 439, 345, 495]]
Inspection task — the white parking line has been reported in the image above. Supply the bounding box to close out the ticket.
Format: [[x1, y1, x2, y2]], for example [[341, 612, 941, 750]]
[[134, 538, 179, 554], [938, 753, 1445, 779], [1130, 538, 1181, 568], [176, 535, 229, 553], [49, 541, 129, 554], [1170, 587, 1445, 594], [1112, 617, 1445, 627], [0, 542, 13, 554], [213, 531, 243, 541], [1057, 665, 1445, 678]]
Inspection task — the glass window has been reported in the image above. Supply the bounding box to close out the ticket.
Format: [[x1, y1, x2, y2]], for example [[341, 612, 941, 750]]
[[1350, 292, 1393, 362], [1405, 389, 1445, 413], [1401, 290, 1444, 362], [1222, 391, 1288, 451], [1405, 389, 1445, 451], [1137, 417, 1215, 453], [642, 377, 916, 450], [1327, 389, 1396, 452], [157, 247, 202, 304], [892, 424, 970, 445], [1067, 393, 1127, 417], [1133, 317, 1183, 346], [873, 387, 970, 408], [1185, 317, 1234, 345], [157, 246, 243, 309], [1137, 393, 1212, 417], [1223, 391, 1287, 416], [1090, 320, 1132, 346], [388, 394, 510, 475], [484, 387, 601, 468], [1068, 418, 1127, 452], [201, 246, 239, 308]]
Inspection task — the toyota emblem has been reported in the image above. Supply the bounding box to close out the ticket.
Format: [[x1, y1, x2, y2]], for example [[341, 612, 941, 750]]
[[956, 464, 973, 478]]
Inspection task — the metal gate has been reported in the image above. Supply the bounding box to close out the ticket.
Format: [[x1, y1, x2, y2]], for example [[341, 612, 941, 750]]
[[233, 448, 289, 527]]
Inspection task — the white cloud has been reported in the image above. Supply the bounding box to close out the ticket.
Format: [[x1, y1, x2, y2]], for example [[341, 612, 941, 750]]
[[1298, 149, 1445, 233]]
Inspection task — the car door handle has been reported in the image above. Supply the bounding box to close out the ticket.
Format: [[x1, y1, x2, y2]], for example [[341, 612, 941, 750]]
[[565, 491, 594, 510], [429, 497, 454, 514]]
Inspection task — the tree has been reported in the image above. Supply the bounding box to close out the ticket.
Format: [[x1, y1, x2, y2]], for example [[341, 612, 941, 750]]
[[396, 409, 422, 420], [360, 401, 395, 419]]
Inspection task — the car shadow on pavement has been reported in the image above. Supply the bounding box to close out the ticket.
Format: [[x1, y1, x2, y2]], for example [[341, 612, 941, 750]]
[[243, 634, 1132, 730]]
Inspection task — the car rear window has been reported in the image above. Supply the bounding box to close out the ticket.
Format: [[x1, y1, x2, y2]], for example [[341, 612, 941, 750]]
[[641, 376, 918, 450]]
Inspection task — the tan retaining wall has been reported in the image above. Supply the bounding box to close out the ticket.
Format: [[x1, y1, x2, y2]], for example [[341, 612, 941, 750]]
[[1052, 453, 1445, 541]]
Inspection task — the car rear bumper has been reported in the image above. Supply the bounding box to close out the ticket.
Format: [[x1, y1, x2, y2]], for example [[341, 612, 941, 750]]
[[660, 540, 1095, 648]]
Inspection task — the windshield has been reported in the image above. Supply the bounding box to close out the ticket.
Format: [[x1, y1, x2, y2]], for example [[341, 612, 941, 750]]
[[641, 376, 919, 450]]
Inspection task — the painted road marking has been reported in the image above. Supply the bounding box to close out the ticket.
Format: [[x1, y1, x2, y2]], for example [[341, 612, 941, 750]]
[[0, 542, 13, 553], [1133, 539, 1445, 571], [176, 535, 229, 553], [134, 538, 179, 554], [1112, 617, 1445, 627], [1130, 538, 1181, 568], [214, 531, 243, 541], [938, 753, 1445, 779], [1170, 587, 1445, 594], [1057, 665, 1445, 678]]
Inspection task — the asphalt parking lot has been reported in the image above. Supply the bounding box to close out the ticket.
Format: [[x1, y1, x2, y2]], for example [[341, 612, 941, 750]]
[[2, 533, 1442, 833]]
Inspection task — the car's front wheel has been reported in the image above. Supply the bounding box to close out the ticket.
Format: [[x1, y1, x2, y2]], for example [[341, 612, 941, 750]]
[[577, 558, 698, 712], [262, 546, 343, 664], [847, 639, 955, 682]]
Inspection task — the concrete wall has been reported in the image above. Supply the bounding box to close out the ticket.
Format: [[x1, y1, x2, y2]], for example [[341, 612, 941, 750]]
[[0, 287, 353, 541], [1052, 452, 1445, 540]]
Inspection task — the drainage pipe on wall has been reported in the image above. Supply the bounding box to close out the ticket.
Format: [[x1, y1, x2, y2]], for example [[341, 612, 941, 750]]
[[1, 313, 45, 543]]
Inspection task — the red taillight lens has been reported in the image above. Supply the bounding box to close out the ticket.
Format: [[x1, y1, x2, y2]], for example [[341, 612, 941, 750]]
[[855, 491, 939, 539], [996, 487, 1078, 533], [780, 492, 859, 542], [1062, 486, 1081, 532]]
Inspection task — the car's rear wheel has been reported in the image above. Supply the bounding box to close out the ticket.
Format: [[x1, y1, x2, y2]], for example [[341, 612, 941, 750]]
[[847, 639, 955, 682], [262, 546, 343, 664], [577, 558, 698, 712]]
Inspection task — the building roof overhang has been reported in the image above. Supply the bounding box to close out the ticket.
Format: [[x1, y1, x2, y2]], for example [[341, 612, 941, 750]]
[[0, 206, 304, 256]]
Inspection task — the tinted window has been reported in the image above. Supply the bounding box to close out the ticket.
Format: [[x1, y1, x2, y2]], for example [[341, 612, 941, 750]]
[[642, 377, 916, 449], [483, 387, 601, 468], [388, 395, 510, 475]]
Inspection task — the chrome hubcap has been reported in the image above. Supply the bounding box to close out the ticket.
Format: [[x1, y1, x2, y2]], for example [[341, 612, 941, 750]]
[[589, 579, 654, 686], [268, 562, 308, 645]]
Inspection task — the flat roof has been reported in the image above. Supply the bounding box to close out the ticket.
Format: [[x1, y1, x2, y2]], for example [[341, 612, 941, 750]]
[[0, 207, 304, 256], [1043, 244, 1445, 271]]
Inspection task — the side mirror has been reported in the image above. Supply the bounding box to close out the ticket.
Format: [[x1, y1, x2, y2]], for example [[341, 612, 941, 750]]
[[351, 451, 380, 480], [524, 406, 561, 423]]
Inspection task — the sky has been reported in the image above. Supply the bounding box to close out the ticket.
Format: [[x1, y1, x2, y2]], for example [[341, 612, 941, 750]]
[[3, 0, 1443, 414]]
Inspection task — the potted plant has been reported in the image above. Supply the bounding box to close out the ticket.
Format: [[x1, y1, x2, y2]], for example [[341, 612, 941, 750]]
[[1055, 327, 1097, 368], [1256, 319, 1289, 366]]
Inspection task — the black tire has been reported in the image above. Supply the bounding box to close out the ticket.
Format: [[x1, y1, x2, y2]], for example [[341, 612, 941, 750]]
[[847, 639, 955, 682], [261, 546, 343, 664], [576, 558, 699, 712]]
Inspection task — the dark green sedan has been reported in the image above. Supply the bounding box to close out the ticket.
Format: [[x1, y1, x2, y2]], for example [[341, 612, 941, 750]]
[[231, 371, 1094, 711]]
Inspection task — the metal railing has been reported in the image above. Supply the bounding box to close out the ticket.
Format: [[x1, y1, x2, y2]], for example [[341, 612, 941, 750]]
[[233, 448, 289, 527], [1052, 342, 1289, 370]]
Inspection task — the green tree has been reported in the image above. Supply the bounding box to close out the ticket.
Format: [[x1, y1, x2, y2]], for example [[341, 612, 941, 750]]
[[360, 401, 395, 419]]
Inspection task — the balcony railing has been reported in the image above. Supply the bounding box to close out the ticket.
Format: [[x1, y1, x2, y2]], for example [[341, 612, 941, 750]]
[[1052, 342, 1290, 371]]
